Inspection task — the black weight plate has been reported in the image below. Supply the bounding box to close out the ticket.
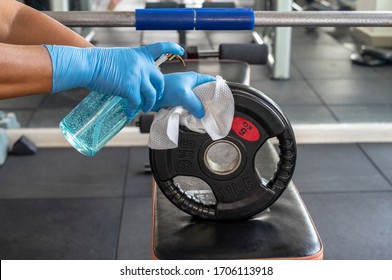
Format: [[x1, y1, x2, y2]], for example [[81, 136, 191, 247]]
[[138, 114, 155, 133], [150, 82, 296, 221]]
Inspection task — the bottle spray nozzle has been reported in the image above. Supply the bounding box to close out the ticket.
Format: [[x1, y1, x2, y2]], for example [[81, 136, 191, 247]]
[[155, 54, 186, 70]]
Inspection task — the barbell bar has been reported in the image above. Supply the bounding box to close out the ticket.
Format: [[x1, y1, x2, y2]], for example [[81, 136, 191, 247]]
[[44, 9, 392, 29]]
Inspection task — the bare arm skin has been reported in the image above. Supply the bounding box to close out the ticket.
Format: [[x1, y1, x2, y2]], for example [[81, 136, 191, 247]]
[[0, 0, 93, 98], [0, 43, 53, 98]]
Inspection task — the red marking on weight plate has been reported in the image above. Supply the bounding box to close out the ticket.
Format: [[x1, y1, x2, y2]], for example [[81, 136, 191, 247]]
[[232, 117, 260, 142]]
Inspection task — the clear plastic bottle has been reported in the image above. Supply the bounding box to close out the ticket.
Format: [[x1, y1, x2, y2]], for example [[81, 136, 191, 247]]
[[59, 54, 181, 156], [59, 92, 135, 156]]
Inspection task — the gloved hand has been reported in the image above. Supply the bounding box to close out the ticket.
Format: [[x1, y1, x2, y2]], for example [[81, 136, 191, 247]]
[[43, 42, 184, 116], [152, 72, 215, 118]]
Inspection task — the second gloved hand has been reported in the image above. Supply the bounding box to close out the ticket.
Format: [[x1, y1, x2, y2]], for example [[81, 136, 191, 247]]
[[152, 72, 216, 118], [43, 42, 184, 117]]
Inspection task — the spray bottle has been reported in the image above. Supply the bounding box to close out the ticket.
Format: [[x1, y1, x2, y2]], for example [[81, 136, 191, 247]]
[[59, 54, 184, 156]]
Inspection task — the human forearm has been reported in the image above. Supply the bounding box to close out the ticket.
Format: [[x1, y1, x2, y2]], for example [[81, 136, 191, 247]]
[[0, 43, 52, 98], [0, 0, 92, 47], [0, 0, 92, 99]]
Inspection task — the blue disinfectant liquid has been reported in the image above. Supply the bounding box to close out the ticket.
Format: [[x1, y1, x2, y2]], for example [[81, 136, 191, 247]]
[[59, 91, 138, 156]]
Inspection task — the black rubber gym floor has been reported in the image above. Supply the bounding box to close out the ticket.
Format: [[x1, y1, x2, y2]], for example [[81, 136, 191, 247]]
[[0, 147, 153, 260], [294, 144, 392, 259]]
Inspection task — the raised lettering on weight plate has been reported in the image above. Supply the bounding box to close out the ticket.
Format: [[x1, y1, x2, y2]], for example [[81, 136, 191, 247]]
[[217, 179, 256, 200], [243, 177, 256, 190], [217, 183, 245, 200], [179, 139, 195, 149], [179, 150, 193, 159], [177, 139, 195, 169], [177, 160, 192, 169]]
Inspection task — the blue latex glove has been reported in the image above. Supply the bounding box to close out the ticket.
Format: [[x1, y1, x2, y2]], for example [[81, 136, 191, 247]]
[[152, 72, 216, 118], [43, 42, 184, 114]]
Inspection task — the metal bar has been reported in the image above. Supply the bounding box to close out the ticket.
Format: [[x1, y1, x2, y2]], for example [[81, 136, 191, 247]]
[[44, 11, 392, 28], [44, 11, 136, 27], [254, 11, 392, 27]]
